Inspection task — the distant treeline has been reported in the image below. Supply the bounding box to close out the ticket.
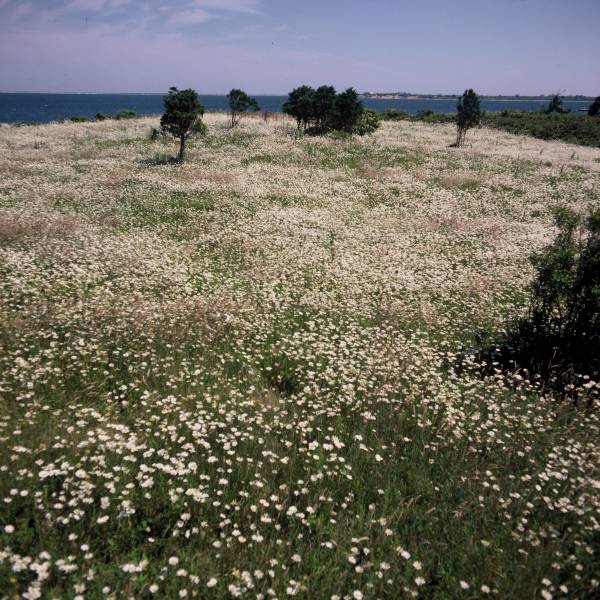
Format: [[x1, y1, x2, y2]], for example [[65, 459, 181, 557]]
[[361, 92, 597, 101], [381, 94, 600, 148]]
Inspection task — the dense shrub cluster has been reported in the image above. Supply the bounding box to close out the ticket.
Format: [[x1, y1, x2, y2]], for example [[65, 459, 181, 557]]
[[477, 206, 600, 402], [484, 112, 600, 147], [283, 85, 378, 135]]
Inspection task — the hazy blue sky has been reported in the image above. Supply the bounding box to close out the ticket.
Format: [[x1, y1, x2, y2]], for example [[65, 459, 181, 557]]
[[0, 0, 598, 94]]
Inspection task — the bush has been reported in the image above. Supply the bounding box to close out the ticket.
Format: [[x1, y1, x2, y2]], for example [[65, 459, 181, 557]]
[[116, 109, 138, 120], [545, 94, 569, 114], [381, 109, 409, 121], [456, 89, 482, 147], [352, 109, 381, 135], [484, 111, 600, 147], [70, 115, 92, 122], [589, 96, 600, 117], [283, 85, 364, 135], [95, 112, 109, 121], [477, 206, 600, 402]]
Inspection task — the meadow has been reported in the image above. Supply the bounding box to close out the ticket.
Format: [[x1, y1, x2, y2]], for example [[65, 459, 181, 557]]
[[0, 113, 599, 599]]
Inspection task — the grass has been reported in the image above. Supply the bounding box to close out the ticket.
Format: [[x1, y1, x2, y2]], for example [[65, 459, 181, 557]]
[[0, 113, 599, 599]]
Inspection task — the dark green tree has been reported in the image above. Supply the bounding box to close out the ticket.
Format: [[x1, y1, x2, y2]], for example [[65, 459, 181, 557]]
[[283, 85, 315, 130], [312, 85, 337, 130], [480, 206, 600, 400], [333, 88, 364, 133], [589, 96, 600, 117], [456, 89, 482, 147], [227, 88, 260, 128], [545, 94, 569, 114], [160, 87, 205, 162]]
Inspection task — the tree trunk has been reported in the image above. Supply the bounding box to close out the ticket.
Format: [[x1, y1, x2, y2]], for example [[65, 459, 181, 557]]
[[178, 136, 186, 162]]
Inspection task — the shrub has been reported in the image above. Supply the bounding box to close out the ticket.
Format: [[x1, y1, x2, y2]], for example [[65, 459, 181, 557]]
[[478, 206, 600, 402], [312, 85, 337, 130], [283, 86, 316, 131], [589, 96, 600, 117], [456, 89, 482, 147], [381, 109, 409, 121], [333, 88, 364, 133], [95, 112, 109, 121], [545, 94, 569, 114], [159, 87, 205, 162], [115, 109, 138, 120], [227, 89, 260, 128], [70, 115, 92, 122], [352, 109, 380, 135]]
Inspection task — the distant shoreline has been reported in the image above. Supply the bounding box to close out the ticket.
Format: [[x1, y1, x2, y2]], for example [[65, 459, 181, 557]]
[[360, 94, 595, 101]]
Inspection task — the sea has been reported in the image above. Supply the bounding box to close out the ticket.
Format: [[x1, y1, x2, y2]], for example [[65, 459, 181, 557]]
[[0, 93, 593, 124]]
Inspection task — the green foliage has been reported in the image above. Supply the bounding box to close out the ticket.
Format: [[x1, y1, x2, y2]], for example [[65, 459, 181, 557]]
[[545, 94, 569, 114], [589, 96, 600, 117], [159, 87, 205, 162], [283, 85, 316, 131], [333, 87, 364, 133], [115, 109, 138, 120], [227, 88, 260, 128], [312, 85, 337, 129], [479, 206, 600, 401], [456, 89, 482, 147], [380, 109, 409, 121], [95, 112, 109, 121], [352, 108, 381, 136], [283, 85, 364, 135], [484, 111, 600, 147], [70, 115, 92, 123]]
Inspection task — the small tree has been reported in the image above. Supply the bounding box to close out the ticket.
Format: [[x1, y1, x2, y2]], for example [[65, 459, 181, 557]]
[[283, 85, 315, 130], [160, 87, 205, 162], [227, 89, 260, 128], [333, 88, 364, 133], [312, 85, 337, 130], [545, 94, 568, 114], [455, 89, 482, 147], [589, 96, 600, 117], [479, 206, 600, 401]]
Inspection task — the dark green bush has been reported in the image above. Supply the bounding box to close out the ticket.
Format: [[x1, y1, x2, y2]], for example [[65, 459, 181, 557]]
[[70, 115, 92, 123], [95, 112, 109, 121], [115, 109, 138, 120], [589, 96, 600, 117], [476, 206, 600, 402], [380, 109, 409, 121], [283, 85, 364, 135], [352, 109, 381, 135], [456, 89, 482, 147]]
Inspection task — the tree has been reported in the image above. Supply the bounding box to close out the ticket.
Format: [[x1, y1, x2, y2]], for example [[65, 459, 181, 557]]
[[494, 206, 600, 400], [333, 88, 364, 133], [545, 94, 568, 114], [283, 85, 315, 130], [160, 87, 205, 162], [455, 89, 482, 147], [312, 85, 337, 130], [227, 88, 260, 128], [589, 96, 600, 117]]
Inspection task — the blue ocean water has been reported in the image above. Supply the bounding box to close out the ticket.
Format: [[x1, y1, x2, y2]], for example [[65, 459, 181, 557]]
[[0, 93, 593, 124]]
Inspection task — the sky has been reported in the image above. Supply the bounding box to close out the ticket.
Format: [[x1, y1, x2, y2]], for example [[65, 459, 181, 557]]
[[0, 0, 599, 95]]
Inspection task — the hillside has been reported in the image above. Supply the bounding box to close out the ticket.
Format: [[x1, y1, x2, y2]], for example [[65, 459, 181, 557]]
[[1, 114, 599, 599]]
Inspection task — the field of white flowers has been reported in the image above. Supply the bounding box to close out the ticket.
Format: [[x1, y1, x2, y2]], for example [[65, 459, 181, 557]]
[[0, 113, 599, 599]]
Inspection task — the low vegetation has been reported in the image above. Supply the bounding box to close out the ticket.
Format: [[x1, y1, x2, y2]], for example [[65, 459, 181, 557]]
[[386, 110, 600, 148], [0, 112, 599, 599]]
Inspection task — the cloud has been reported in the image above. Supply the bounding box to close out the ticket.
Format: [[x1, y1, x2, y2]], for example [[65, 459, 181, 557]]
[[0, 0, 261, 33], [168, 7, 211, 25]]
